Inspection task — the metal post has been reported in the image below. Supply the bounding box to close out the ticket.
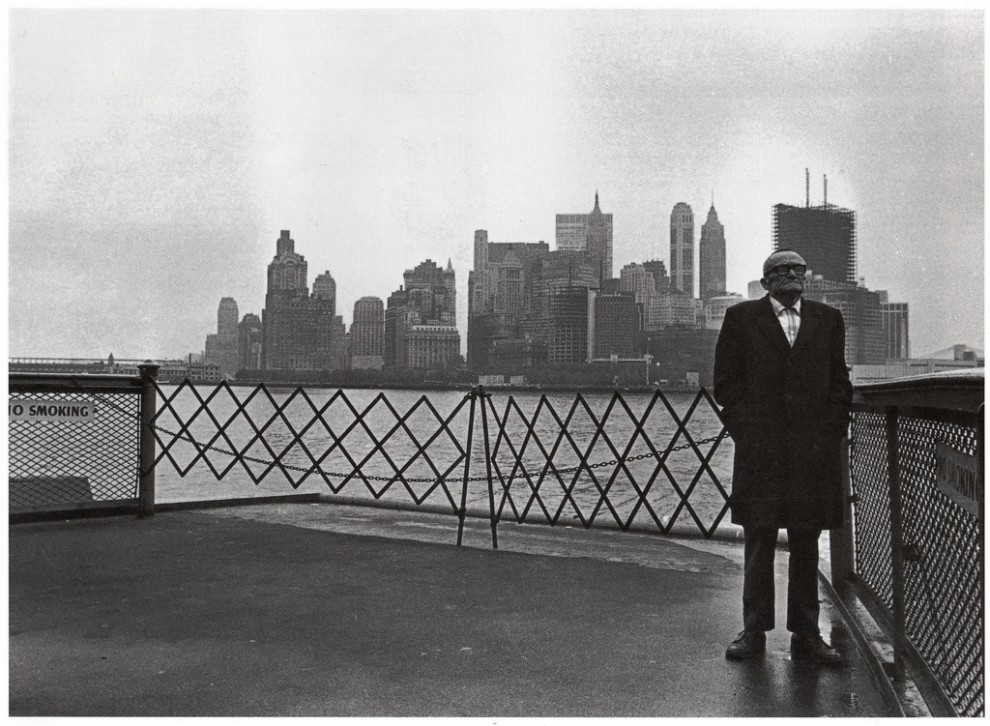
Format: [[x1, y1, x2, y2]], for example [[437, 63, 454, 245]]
[[456, 388, 478, 547], [138, 363, 160, 518], [885, 406, 908, 684], [978, 405, 985, 706], [477, 386, 498, 549], [830, 433, 855, 593]]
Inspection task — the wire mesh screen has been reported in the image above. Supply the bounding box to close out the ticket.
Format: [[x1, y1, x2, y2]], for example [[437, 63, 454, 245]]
[[9, 391, 141, 512], [896, 413, 983, 717], [850, 408, 984, 717], [849, 411, 895, 610]]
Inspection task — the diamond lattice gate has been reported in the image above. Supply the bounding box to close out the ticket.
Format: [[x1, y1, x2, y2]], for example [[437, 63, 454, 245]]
[[150, 381, 481, 543], [145, 383, 734, 545], [477, 387, 732, 545]]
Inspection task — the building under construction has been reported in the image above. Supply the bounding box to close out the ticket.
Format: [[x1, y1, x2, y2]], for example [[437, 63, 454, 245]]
[[773, 171, 857, 285]]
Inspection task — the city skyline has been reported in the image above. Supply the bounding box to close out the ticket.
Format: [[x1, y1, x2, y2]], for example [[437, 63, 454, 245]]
[[9, 10, 984, 360]]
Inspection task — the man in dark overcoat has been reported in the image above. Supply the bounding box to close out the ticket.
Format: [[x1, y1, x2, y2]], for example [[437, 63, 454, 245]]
[[713, 249, 852, 663]]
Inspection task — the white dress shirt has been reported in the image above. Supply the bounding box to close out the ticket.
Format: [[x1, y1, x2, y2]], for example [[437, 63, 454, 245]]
[[770, 296, 802, 347]]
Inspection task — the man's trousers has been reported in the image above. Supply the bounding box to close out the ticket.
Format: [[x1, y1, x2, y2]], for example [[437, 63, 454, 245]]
[[742, 527, 822, 635]]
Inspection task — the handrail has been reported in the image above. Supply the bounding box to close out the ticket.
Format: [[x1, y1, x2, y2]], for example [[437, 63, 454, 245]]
[[854, 368, 983, 412], [10, 372, 145, 393]]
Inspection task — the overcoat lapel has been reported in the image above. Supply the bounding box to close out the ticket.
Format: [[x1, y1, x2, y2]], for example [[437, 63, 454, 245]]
[[791, 301, 819, 356], [754, 296, 790, 353]]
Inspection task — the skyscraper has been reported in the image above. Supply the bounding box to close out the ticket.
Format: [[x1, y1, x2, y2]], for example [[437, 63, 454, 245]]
[[669, 203, 694, 297], [468, 230, 551, 369], [261, 230, 341, 371], [584, 192, 611, 282], [351, 296, 385, 370], [469, 218, 608, 370], [773, 175, 856, 284], [803, 278, 885, 365], [699, 204, 726, 300], [619, 263, 656, 306], [527, 251, 599, 351], [555, 192, 613, 282], [312, 271, 337, 315], [642, 260, 670, 294], [204, 297, 239, 379], [384, 287, 408, 369], [548, 286, 590, 363], [619, 263, 655, 330], [590, 290, 639, 359], [237, 313, 263, 371], [218, 297, 239, 341], [385, 259, 460, 369], [881, 300, 910, 360]]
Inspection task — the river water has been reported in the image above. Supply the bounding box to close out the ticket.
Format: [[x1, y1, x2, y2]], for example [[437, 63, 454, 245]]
[[153, 385, 735, 533]]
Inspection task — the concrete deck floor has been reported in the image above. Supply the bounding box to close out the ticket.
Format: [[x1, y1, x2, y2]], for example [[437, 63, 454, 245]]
[[9, 501, 898, 717]]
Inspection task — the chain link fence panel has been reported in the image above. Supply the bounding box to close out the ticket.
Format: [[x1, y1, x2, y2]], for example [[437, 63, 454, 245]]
[[9, 390, 141, 512], [851, 406, 983, 717]]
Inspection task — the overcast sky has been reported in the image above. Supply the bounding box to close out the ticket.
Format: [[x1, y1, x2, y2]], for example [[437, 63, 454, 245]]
[[8, 9, 984, 360]]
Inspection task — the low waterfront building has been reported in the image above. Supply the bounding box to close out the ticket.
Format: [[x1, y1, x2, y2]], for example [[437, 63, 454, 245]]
[[406, 324, 460, 369], [8, 357, 221, 383], [643, 327, 719, 387], [486, 336, 547, 370]]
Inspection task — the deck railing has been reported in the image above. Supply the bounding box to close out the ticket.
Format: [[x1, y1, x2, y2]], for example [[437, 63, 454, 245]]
[[833, 369, 984, 717], [143, 379, 732, 543], [8, 373, 731, 540], [9, 367, 984, 716]]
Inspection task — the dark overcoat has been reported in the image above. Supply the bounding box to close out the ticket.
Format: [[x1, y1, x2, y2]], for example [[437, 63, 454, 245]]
[[713, 295, 853, 529]]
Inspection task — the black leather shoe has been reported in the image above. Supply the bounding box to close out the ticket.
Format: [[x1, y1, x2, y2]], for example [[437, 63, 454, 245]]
[[790, 633, 845, 665], [725, 630, 766, 660]]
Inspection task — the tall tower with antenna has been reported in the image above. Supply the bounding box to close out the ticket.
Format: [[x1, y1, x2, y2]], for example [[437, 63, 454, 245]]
[[773, 171, 857, 285]]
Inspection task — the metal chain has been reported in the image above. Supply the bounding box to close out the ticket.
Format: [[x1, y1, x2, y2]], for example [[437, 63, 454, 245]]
[[79, 387, 731, 484]]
